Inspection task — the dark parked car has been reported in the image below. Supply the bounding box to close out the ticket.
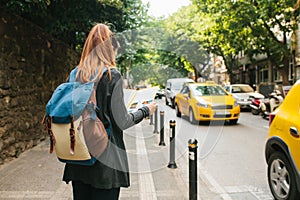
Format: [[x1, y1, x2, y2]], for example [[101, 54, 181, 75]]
[[155, 89, 165, 99]]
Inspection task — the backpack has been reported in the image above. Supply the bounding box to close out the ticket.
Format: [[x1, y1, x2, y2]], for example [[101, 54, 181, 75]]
[[43, 67, 109, 166]]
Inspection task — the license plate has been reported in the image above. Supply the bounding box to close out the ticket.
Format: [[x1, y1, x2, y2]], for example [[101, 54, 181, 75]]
[[215, 111, 230, 115]]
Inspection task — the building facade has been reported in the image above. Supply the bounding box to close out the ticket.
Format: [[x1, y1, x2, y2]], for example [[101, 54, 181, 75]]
[[235, 27, 300, 89]]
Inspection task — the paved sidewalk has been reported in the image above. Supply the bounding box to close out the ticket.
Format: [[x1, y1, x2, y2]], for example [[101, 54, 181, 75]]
[[0, 118, 275, 200], [0, 120, 196, 200]]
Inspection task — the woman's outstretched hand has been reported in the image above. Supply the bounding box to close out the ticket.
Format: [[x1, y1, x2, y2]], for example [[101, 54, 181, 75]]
[[146, 102, 157, 115]]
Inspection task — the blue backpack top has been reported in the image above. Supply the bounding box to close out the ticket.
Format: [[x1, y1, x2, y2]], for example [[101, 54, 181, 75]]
[[46, 67, 94, 123]]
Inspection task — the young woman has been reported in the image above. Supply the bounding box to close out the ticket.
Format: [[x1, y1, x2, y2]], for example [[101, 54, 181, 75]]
[[62, 23, 156, 200]]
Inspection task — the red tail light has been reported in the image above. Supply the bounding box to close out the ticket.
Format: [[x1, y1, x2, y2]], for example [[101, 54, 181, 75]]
[[269, 112, 276, 126], [253, 99, 261, 106]]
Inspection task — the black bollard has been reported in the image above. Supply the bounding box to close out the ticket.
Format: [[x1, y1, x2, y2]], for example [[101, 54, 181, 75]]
[[153, 105, 159, 134], [168, 120, 177, 169], [159, 111, 166, 146], [188, 139, 198, 200]]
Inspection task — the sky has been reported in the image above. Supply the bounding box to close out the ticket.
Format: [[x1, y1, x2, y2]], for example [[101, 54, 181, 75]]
[[142, 0, 191, 18]]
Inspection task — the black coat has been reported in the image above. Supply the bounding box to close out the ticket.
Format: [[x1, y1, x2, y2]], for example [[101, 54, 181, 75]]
[[63, 68, 149, 189]]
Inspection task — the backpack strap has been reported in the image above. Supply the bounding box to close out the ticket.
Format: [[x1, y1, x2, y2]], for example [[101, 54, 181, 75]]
[[69, 115, 76, 155], [69, 66, 107, 82], [43, 116, 55, 154]]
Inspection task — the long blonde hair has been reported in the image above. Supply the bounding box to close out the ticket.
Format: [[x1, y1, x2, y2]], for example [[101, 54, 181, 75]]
[[76, 23, 118, 82]]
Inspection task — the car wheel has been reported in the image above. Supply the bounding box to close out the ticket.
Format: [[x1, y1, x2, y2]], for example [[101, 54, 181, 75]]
[[268, 151, 300, 200], [251, 108, 259, 115], [229, 119, 238, 125], [189, 108, 197, 124], [175, 104, 181, 117], [165, 97, 169, 106]]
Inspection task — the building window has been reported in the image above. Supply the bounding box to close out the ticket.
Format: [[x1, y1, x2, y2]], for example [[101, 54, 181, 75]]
[[260, 66, 268, 82], [273, 65, 283, 82]]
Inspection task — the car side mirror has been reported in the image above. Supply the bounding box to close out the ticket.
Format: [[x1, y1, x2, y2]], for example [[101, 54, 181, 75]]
[[183, 93, 189, 99]]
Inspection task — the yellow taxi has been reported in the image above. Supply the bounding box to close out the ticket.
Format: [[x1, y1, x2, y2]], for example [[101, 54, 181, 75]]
[[265, 80, 300, 200], [174, 82, 240, 124]]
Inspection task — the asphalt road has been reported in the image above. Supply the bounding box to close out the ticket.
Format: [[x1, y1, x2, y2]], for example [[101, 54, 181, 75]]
[[156, 98, 274, 199]]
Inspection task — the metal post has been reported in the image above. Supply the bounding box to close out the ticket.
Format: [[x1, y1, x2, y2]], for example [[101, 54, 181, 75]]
[[159, 111, 166, 146], [153, 105, 159, 134], [188, 139, 198, 200], [168, 120, 177, 169], [149, 114, 153, 125]]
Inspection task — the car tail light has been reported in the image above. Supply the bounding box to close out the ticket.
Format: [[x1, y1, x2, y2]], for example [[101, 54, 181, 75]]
[[269, 112, 276, 126], [253, 99, 260, 106]]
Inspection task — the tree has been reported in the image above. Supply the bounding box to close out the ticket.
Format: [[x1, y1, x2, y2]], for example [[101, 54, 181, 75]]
[[118, 14, 197, 84], [167, 3, 257, 82], [193, 0, 300, 85], [165, 5, 219, 81], [1, 0, 148, 52]]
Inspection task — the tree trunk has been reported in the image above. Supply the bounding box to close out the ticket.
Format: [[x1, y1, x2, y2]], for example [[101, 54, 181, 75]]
[[280, 56, 290, 86], [268, 60, 273, 84], [279, 66, 290, 85], [193, 65, 198, 82]]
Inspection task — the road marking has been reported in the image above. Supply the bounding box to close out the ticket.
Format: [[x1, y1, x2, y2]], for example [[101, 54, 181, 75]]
[[174, 145, 232, 200], [224, 185, 273, 200], [263, 125, 269, 130], [135, 125, 158, 200], [197, 163, 233, 200]]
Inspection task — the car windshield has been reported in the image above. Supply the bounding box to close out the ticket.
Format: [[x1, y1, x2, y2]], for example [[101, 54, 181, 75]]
[[172, 82, 185, 90], [191, 85, 227, 96], [232, 85, 254, 93]]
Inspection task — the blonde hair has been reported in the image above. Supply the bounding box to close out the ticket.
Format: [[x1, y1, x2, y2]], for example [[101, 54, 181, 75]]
[[76, 23, 118, 82]]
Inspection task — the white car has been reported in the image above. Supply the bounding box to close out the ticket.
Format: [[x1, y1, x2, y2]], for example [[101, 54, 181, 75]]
[[165, 78, 195, 108], [224, 84, 264, 109]]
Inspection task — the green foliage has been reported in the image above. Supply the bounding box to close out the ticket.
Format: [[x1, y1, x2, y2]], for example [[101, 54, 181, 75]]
[[2, 0, 200, 87], [129, 63, 187, 87], [122, 0, 149, 30], [192, 0, 300, 84], [115, 25, 193, 87], [1, 0, 148, 52], [164, 5, 212, 79]]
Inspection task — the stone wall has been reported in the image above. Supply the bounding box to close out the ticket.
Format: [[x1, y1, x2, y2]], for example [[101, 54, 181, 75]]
[[0, 10, 79, 164]]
